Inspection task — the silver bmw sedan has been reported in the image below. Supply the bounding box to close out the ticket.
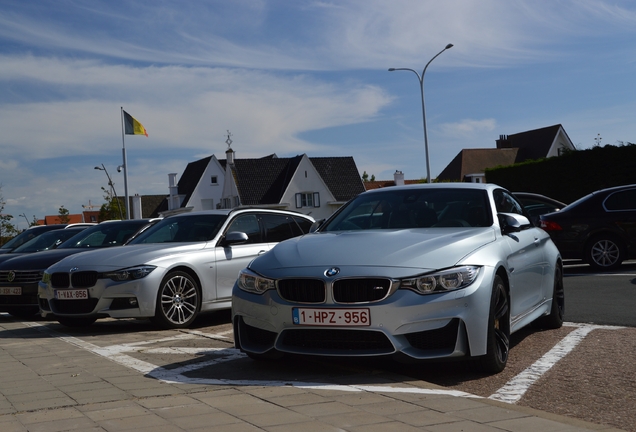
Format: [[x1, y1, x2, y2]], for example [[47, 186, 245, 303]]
[[232, 183, 564, 373]]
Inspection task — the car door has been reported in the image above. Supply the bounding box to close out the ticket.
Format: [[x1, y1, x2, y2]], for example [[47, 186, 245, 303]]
[[214, 213, 270, 301], [494, 190, 549, 319]]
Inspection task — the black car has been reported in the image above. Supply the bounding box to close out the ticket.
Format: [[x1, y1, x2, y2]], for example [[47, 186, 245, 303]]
[[513, 192, 567, 226], [0, 227, 90, 265], [540, 184, 636, 270], [0, 219, 157, 317], [0, 224, 68, 254]]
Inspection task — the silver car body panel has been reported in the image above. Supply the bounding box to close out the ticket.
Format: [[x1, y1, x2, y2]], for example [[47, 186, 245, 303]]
[[232, 183, 561, 361]]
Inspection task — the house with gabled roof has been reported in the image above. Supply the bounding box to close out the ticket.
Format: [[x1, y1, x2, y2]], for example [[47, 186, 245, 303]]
[[437, 124, 576, 183], [163, 143, 365, 220]]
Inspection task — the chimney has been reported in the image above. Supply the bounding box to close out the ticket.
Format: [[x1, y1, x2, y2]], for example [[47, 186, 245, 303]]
[[496, 134, 511, 149], [226, 147, 234, 165], [394, 170, 405, 186]]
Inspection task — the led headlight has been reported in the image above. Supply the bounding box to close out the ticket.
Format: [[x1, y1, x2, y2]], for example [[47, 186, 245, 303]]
[[103, 265, 156, 282], [238, 268, 275, 294], [401, 266, 481, 294]]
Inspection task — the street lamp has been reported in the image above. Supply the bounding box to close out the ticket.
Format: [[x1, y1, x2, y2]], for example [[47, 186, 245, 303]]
[[94, 164, 124, 220], [389, 43, 453, 183]]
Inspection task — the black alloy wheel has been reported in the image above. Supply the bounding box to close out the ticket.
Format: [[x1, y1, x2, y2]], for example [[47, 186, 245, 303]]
[[476, 275, 510, 374]]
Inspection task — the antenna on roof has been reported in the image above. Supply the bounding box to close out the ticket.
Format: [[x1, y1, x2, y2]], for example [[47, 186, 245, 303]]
[[226, 130, 233, 149]]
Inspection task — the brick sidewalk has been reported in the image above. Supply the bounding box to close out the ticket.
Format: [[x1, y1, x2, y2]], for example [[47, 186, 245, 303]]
[[0, 320, 624, 432]]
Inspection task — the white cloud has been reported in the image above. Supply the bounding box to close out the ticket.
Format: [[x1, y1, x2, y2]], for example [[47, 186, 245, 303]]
[[439, 119, 497, 138]]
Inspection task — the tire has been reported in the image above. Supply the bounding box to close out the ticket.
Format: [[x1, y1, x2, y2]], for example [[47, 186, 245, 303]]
[[150, 271, 201, 329], [585, 235, 624, 270], [57, 316, 97, 327], [533, 265, 565, 329], [475, 275, 510, 374]]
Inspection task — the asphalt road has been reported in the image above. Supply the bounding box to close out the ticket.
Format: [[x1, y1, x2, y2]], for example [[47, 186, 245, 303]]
[[562, 260, 636, 327]]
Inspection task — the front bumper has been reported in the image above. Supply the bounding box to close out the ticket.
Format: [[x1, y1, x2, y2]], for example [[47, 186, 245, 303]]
[[231, 266, 495, 360], [38, 272, 163, 319]]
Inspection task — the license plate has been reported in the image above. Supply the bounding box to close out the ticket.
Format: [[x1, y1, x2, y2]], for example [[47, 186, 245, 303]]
[[292, 308, 370, 326], [0, 287, 21, 296], [55, 289, 88, 300]]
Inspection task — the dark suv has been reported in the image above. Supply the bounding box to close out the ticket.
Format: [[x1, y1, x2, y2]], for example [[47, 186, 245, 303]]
[[540, 184, 636, 270]]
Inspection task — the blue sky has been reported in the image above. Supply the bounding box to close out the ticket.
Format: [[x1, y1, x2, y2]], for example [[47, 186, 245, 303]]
[[1, 0, 636, 228]]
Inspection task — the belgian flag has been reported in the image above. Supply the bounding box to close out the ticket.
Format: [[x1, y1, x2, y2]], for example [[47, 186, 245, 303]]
[[123, 111, 148, 137]]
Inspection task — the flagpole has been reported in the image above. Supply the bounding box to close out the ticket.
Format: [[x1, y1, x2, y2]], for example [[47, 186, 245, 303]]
[[120, 107, 130, 219]]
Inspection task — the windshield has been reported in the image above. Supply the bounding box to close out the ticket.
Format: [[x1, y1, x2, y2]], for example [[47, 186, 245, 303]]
[[322, 188, 493, 231], [12, 229, 83, 253], [58, 220, 153, 249], [128, 214, 228, 244], [0, 226, 61, 250]]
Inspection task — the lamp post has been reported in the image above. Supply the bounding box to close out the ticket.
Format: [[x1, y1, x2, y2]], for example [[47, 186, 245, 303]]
[[389, 43, 453, 183], [94, 164, 124, 220]]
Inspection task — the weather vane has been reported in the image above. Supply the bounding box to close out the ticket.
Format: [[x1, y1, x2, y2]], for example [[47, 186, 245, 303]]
[[225, 130, 233, 149]]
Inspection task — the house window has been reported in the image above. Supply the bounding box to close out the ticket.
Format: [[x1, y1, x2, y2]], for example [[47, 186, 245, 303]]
[[211, 176, 218, 185], [296, 192, 320, 208]]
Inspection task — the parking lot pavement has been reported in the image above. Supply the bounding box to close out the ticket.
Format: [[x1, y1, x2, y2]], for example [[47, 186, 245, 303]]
[[0, 316, 624, 432]]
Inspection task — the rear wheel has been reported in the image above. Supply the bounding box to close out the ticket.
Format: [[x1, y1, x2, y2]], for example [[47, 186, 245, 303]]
[[476, 275, 510, 374], [533, 265, 564, 329], [585, 235, 624, 270], [150, 271, 200, 329]]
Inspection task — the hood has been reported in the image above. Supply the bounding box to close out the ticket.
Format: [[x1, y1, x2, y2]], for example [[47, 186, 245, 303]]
[[47, 243, 207, 271], [0, 248, 84, 270], [251, 228, 496, 274]]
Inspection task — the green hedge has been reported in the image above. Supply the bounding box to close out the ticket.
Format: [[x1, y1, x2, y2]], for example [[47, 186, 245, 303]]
[[484, 144, 636, 203]]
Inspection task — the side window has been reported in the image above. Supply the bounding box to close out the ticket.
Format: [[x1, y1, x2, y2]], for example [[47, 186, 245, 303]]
[[605, 189, 636, 211], [226, 214, 261, 244], [292, 216, 313, 234], [261, 214, 298, 242], [494, 190, 524, 215]]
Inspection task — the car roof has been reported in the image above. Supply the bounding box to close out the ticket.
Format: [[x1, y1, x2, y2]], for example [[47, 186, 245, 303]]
[[361, 182, 503, 195]]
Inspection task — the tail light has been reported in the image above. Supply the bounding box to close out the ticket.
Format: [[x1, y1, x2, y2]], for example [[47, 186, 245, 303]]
[[540, 220, 562, 231]]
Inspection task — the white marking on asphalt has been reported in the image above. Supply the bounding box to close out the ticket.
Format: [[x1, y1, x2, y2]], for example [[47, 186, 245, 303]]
[[22, 320, 623, 401], [489, 322, 624, 404]]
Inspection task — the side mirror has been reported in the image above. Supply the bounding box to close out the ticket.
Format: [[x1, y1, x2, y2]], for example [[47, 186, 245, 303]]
[[223, 231, 249, 246], [498, 213, 531, 235], [309, 219, 325, 233]]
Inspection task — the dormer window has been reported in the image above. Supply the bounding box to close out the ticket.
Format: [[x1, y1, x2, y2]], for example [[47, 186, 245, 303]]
[[296, 192, 320, 208]]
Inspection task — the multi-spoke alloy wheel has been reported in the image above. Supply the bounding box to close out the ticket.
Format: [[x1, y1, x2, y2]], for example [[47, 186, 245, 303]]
[[152, 271, 200, 329], [477, 274, 510, 374], [586, 236, 623, 270]]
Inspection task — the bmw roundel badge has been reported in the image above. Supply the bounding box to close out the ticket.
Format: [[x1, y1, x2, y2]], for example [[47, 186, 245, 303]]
[[324, 267, 340, 277]]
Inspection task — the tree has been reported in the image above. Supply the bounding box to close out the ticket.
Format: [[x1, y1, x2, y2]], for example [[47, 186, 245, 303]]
[[361, 171, 376, 183], [98, 186, 125, 221], [0, 185, 19, 245], [58, 205, 70, 224]]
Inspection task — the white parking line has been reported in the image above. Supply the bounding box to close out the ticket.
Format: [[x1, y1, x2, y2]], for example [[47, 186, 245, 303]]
[[489, 322, 624, 404], [23, 320, 623, 401]]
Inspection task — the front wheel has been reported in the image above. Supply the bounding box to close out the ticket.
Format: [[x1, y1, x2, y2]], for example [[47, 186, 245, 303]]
[[475, 275, 510, 374], [150, 271, 201, 329], [585, 235, 624, 270]]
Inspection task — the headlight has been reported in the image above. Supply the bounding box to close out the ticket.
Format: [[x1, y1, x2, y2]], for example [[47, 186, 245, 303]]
[[238, 268, 275, 294], [103, 265, 156, 282], [41, 271, 51, 284], [401, 266, 481, 294]]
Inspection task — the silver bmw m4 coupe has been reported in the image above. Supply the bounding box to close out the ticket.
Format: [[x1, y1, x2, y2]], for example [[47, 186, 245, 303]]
[[232, 183, 564, 373]]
